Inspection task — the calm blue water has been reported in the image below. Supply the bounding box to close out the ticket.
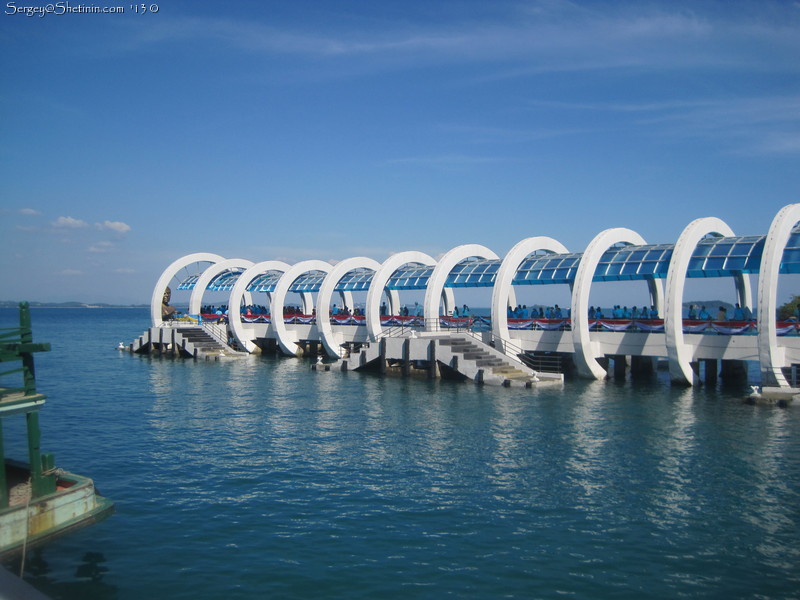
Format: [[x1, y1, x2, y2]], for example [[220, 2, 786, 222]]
[[1, 308, 798, 599]]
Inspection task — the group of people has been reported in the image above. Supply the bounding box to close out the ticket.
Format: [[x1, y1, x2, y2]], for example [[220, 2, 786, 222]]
[[201, 304, 229, 315], [205, 300, 763, 324], [330, 304, 365, 317], [240, 305, 269, 316], [687, 303, 752, 321], [378, 301, 461, 317], [507, 305, 567, 319], [589, 305, 659, 320]]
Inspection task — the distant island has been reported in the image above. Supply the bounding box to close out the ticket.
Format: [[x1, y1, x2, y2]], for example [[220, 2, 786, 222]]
[[0, 301, 149, 309]]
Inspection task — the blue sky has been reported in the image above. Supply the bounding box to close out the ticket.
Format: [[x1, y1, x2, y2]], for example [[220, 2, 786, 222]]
[[1, 0, 799, 306]]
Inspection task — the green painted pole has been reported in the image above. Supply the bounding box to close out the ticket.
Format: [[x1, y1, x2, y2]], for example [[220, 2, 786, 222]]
[[19, 302, 37, 397], [26, 411, 45, 498]]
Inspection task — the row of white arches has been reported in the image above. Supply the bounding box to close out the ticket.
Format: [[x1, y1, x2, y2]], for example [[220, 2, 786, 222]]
[[151, 204, 800, 387]]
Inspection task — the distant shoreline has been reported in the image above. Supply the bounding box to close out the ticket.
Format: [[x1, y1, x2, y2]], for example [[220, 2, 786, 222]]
[[0, 302, 149, 309]]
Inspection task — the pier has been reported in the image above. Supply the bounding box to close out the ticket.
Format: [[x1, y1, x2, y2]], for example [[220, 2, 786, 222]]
[[133, 203, 800, 390]]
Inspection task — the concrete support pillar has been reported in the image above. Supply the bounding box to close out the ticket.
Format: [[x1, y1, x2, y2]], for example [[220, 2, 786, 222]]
[[428, 341, 437, 379], [402, 339, 411, 377], [379, 339, 387, 375], [720, 360, 748, 382], [704, 359, 718, 385], [630, 355, 655, 376], [613, 355, 627, 379], [595, 356, 610, 378]]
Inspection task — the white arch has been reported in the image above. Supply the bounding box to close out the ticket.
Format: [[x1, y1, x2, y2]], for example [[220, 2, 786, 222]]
[[271, 260, 332, 356], [150, 252, 225, 326], [423, 244, 499, 330], [317, 257, 381, 358], [571, 228, 664, 380], [491, 237, 569, 350], [228, 260, 290, 353], [188, 258, 254, 316], [758, 203, 800, 388], [664, 218, 749, 385], [365, 251, 437, 341]]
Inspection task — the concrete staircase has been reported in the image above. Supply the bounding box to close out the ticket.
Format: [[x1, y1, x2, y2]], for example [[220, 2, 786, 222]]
[[132, 326, 245, 359], [174, 327, 230, 357], [342, 332, 560, 387], [435, 335, 543, 387]]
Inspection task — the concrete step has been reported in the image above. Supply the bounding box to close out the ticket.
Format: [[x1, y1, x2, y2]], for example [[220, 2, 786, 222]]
[[463, 352, 492, 360], [498, 372, 531, 380], [476, 358, 504, 366]]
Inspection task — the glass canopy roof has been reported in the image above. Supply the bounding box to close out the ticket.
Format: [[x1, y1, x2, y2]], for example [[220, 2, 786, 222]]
[[385, 264, 434, 290], [335, 268, 377, 292], [290, 271, 329, 293], [207, 269, 246, 292], [173, 227, 800, 294], [246, 271, 283, 293]]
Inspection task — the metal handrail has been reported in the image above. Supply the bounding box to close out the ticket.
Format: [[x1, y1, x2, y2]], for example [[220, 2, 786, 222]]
[[201, 322, 231, 348]]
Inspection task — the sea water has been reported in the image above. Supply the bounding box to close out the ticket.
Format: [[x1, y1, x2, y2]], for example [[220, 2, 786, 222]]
[[0, 308, 798, 599]]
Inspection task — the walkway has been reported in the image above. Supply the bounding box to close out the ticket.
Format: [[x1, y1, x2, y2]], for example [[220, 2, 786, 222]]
[[143, 203, 800, 387]]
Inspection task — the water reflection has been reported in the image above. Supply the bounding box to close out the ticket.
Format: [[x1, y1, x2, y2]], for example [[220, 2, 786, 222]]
[[486, 394, 523, 492], [120, 347, 800, 598], [644, 386, 697, 530], [10, 549, 118, 600], [743, 406, 799, 569], [565, 380, 611, 504]]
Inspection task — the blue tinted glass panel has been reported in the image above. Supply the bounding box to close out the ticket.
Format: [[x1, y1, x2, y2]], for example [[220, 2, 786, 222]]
[[705, 257, 725, 270], [724, 256, 747, 270], [621, 262, 641, 276], [693, 243, 713, 257], [709, 242, 732, 256]]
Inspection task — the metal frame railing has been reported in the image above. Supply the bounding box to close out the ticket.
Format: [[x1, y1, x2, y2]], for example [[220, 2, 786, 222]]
[[201, 322, 231, 348]]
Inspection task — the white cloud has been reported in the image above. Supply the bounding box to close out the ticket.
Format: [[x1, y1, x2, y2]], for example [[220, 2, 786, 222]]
[[53, 216, 89, 228], [88, 241, 115, 253], [518, 94, 800, 156], [97, 220, 132, 234], [19, 208, 40, 215], [61, 269, 83, 276], [385, 154, 513, 167], [122, 3, 800, 78], [115, 267, 136, 274]]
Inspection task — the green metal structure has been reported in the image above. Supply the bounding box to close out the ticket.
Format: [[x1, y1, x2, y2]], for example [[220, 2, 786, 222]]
[[0, 302, 56, 508]]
